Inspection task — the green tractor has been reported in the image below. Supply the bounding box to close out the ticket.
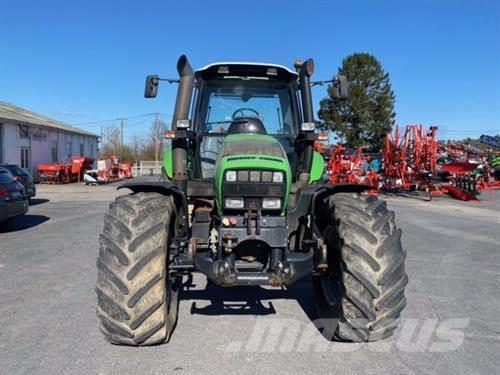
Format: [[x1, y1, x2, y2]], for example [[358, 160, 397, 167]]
[[96, 56, 408, 345]]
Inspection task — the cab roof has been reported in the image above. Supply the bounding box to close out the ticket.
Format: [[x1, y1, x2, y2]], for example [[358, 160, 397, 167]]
[[195, 62, 298, 82]]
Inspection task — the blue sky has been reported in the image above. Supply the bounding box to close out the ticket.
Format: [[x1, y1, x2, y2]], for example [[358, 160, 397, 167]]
[[1, 0, 499, 141]]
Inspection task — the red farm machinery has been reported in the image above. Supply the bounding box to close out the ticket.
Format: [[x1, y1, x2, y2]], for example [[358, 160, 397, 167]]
[[37, 156, 95, 184], [382, 124, 439, 195], [326, 145, 379, 189], [83, 155, 133, 184], [323, 124, 499, 201], [437, 141, 499, 200]]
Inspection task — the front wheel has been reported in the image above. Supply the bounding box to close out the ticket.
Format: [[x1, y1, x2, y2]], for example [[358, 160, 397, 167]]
[[313, 193, 408, 342], [96, 192, 180, 345]]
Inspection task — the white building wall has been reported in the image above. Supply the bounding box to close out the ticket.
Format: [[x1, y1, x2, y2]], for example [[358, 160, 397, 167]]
[[0, 121, 98, 181], [2, 123, 21, 165]]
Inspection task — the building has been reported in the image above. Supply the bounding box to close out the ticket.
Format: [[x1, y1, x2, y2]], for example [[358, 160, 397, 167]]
[[0, 102, 99, 181]]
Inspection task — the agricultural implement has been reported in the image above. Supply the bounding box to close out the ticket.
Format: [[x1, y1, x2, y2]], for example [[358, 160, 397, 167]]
[[326, 145, 379, 188], [84, 155, 133, 184], [321, 125, 498, 202], [37, 156, 94, 184], [382, 124, 439, 195], [96, 56, 408, 346], [439, 162, 499, 200], [436, 139, 500, 200]]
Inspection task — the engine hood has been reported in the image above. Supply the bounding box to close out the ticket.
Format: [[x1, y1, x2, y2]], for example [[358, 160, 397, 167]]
[[216, 133, 288, 160], [214, 133, 292, 214]]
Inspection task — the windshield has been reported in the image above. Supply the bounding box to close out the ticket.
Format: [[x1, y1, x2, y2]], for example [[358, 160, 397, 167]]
[[199, 79, 296, 135]]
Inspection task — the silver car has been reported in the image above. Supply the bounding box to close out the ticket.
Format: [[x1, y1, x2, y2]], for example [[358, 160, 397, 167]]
[[0, 167, 29, 224]]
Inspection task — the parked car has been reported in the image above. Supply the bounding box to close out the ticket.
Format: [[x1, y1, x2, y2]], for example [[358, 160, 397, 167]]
[[0, 167, 29, 225], [0, 164, 36, 199]]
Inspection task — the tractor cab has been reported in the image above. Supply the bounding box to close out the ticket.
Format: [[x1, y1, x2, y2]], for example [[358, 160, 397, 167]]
[[192, 62, 300, 180], [190, 62, 307, 216], [154, 58, 328, 211]]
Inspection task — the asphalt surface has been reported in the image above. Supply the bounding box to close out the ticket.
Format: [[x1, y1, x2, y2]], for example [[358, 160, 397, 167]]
[[0, 184, 499, 374]]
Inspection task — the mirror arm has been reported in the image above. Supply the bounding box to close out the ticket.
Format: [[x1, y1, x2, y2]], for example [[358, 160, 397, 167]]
[[158, 78, 180, 84], [310, 79, 334, 87], [310, 76, 344, 87]]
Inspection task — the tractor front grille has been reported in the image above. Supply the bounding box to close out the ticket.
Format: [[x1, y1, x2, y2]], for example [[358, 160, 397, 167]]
[[222, 170, 286, 211], [223, 182, 285, 197]]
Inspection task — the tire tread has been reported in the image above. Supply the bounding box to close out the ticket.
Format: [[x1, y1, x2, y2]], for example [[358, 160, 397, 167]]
[[96, 192, 178, 346], [315, 192, 408, 342]]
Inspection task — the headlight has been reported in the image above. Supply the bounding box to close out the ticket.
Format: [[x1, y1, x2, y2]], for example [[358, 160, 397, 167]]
[[250, 171, 260, 182], [225, 197, 244, 209], [301, 122, 315, 131], [237, 170, 249, 182], [176, 119, 190, 129], [262, 198, 281, 209], [226, 171, 237, 182], [272, 171, 284, 183], [261, 171, 272, 182]]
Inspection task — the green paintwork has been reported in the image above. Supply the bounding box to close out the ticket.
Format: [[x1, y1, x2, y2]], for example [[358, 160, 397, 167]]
[[162, 133, 322, 209], [309, 151, 325, 183], [163, 146, 173, 179], [215, 134, 292, 215], [220, 133, 282, 144]]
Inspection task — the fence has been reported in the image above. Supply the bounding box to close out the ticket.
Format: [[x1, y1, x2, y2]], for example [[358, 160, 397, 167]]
[[131, 161, 162, 177]]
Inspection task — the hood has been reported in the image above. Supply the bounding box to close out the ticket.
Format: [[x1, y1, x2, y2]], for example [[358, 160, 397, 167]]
[[214, 133, 292, 214], [216, 134, 288, 162]]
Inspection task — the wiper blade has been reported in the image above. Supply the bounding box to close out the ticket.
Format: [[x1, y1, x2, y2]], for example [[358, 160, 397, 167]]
[[201, 120, 234, 126]]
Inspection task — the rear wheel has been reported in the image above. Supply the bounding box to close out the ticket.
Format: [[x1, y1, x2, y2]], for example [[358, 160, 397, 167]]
[[313, 192, 408, 342], [96, 192, 180, 345]]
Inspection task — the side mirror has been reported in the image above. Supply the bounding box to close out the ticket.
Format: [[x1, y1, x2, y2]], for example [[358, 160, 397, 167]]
[[332, 75, 349, 98], [144, 75, 159, 98]]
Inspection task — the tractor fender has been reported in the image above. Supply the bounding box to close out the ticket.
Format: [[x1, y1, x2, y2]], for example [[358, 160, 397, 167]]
[[118, 177, 189, 240], [118, 176, 183, 196], [287, 183, 373, 251], [290, 183, 373, 215], [118, 177, 187, 212], [308, 183, 374, 214]]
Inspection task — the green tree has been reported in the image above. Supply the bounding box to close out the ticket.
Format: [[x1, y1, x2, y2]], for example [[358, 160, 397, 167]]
[[319, 53, 396, 151]]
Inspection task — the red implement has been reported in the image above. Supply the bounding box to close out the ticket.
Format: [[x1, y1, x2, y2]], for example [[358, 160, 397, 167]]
[[443, 184, 479, 201], [441, 162, 478, 174], [37, 156, 94, 184], [327, 145, 379, 188]]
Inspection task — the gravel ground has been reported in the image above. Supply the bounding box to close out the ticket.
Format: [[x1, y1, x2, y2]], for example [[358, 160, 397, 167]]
[[0, 183, 499, 374]]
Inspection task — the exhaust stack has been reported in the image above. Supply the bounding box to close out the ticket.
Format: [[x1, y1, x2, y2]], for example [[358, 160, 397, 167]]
[[298, 58, 315, 182], [172, 55, 194, 192]]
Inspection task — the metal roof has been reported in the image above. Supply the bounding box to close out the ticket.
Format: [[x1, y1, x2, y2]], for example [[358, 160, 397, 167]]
[[0, 101, 98, 137], [196, 62, 298, 76]]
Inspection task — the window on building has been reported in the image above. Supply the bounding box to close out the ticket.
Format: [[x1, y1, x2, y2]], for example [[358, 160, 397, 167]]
[[80, 143, 84, 156], [66, 142, 72, 158], [51, 140, 58, 162], [32, 128, 47, 141], [19, 125, 29, 139], [20, 147, 30, 169]]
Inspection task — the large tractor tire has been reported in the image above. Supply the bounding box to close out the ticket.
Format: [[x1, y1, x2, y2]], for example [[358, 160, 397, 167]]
[[313, 192, 408, 342], [96, 192, 180, 346]]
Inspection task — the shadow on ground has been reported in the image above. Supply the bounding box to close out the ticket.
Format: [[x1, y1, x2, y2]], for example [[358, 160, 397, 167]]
[[180, 274, 318, 321], [0, 214, 50, 233], [29, 198, 49, 206]]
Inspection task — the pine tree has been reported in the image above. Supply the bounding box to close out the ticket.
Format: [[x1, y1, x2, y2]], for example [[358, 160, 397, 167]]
[[319, 53, 396, 151]]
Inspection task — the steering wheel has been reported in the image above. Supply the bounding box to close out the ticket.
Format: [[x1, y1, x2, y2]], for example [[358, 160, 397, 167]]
[[232, 108, 260, 120]]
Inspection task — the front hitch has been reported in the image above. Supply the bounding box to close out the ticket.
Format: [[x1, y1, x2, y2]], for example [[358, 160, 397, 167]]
[[194, 251, 313, 287]]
